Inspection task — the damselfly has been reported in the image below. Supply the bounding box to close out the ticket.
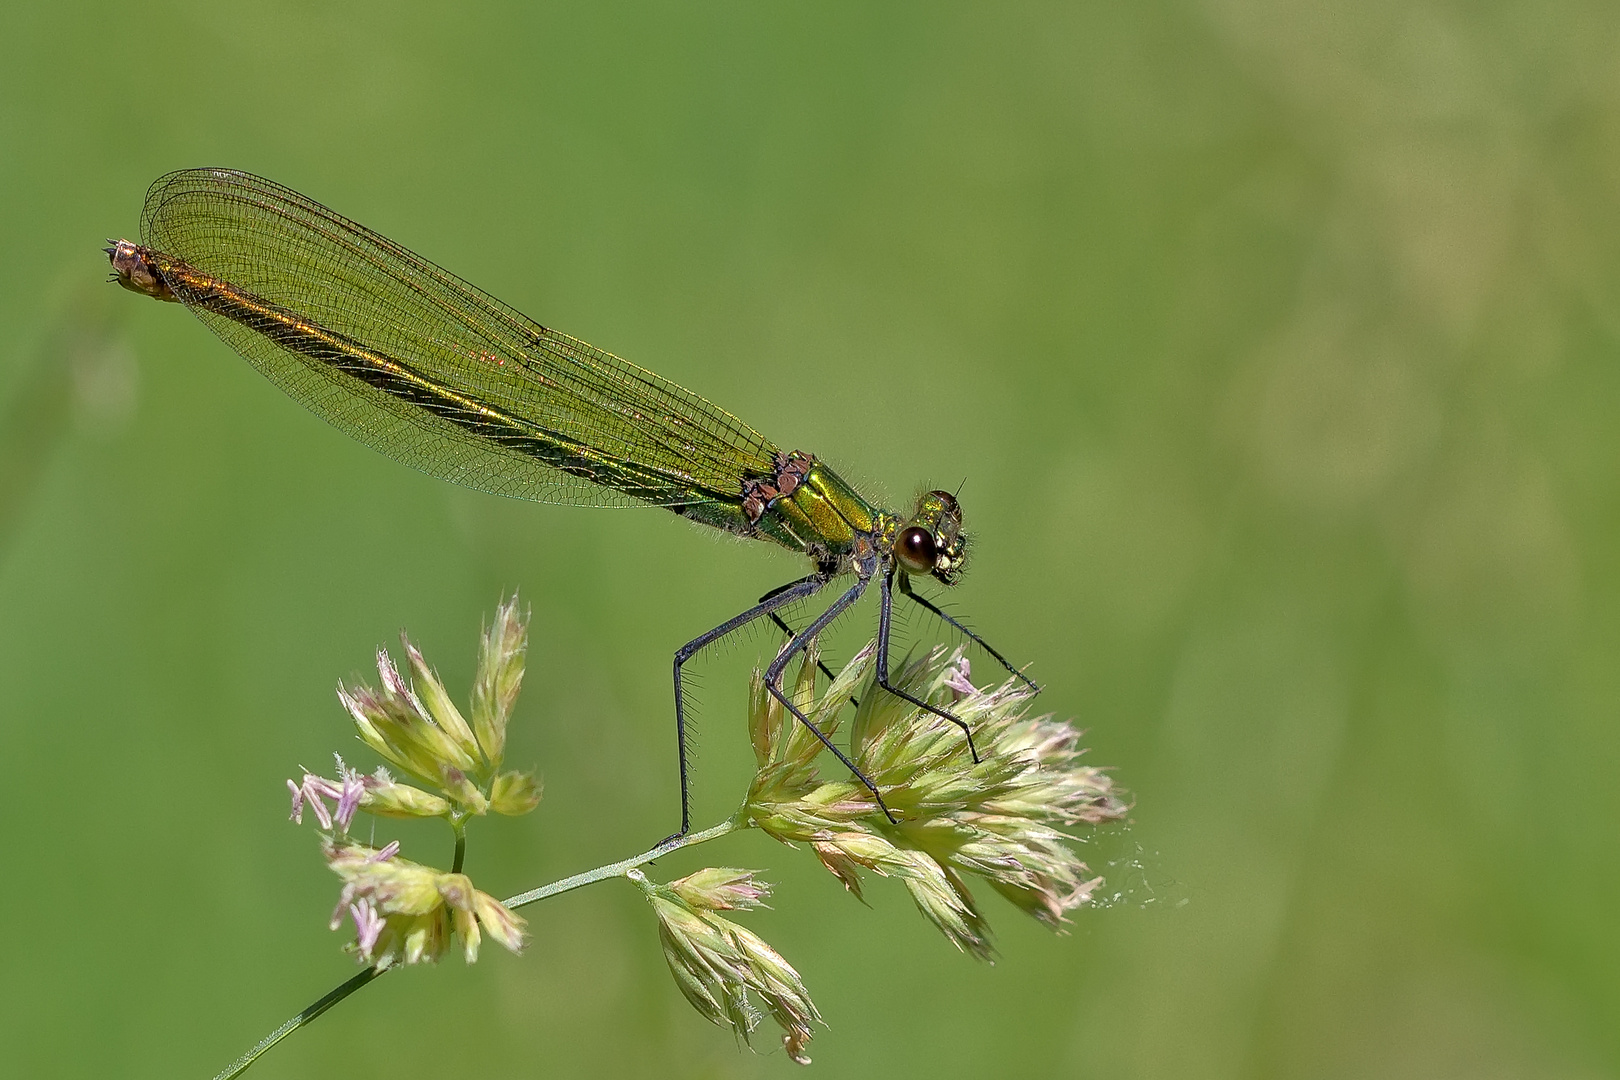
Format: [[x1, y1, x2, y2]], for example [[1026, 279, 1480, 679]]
[[107, 168, 1037, 839]]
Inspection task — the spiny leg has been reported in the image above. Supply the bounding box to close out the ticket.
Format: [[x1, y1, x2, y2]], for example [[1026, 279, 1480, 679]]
[[757, 580, 840, 688], [897, 570, 1040, 694], [764, 609, 859, 708], [877, 568, 982, 762], [665, 572, 829, 846], [763, 575, 899, 825]]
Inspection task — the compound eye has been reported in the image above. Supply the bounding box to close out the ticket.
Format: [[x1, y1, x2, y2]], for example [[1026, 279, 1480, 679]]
[[894, 526, 937, 574]]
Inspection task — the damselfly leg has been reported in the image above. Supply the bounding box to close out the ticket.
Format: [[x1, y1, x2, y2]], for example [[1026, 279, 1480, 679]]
[[897, 572, 1041, 695], [666, 573, 828, 844], [759, 574, 899, 825]]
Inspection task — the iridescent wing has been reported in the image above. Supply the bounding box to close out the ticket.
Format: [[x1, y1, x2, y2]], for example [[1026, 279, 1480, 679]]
[[141, 168, 779, 508]]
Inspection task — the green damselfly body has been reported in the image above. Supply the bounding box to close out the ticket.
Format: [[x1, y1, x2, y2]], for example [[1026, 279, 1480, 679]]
[[107, 168, 1038, 840]]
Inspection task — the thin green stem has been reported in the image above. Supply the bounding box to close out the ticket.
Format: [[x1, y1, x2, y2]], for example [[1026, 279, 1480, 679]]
[[503, 816, 743, 910], [451, 827, 466, 874], [207, 814, 747, 1079], [210, 966, 384, 1080]]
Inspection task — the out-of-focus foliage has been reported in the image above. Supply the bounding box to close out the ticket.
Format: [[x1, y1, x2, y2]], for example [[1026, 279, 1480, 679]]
[[2, 3, 1616, 1077]]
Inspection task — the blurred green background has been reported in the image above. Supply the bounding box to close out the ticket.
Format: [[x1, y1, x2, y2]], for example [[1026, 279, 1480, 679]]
[[4, 2, 1617, 1077]]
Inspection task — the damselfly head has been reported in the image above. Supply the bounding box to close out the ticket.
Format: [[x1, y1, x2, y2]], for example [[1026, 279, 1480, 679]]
[[894, 489, 968, 585], [105, 239, 177, 302]]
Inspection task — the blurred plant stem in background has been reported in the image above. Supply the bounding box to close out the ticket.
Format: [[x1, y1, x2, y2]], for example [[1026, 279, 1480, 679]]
[[0, 287, 134, 558]]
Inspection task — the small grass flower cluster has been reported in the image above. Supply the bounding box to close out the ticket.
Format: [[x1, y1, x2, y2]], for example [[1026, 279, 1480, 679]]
[[324, 837, 526, 965], [632, 868, 820, 1064], [334, 597, 541, 822], [286, 596, 540, 969], [744, 642, 1127, 959]]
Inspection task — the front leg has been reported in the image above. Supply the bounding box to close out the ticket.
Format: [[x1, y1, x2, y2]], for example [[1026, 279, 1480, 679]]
[[876, 567, 982, 762], [897, 571, 1039, 694]]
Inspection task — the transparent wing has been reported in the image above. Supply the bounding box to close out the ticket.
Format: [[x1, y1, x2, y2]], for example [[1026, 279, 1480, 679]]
[[141, 168, 779, 508]]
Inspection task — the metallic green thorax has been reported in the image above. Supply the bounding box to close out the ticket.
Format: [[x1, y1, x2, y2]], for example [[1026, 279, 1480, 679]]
[[748, 459, 896, 569]]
